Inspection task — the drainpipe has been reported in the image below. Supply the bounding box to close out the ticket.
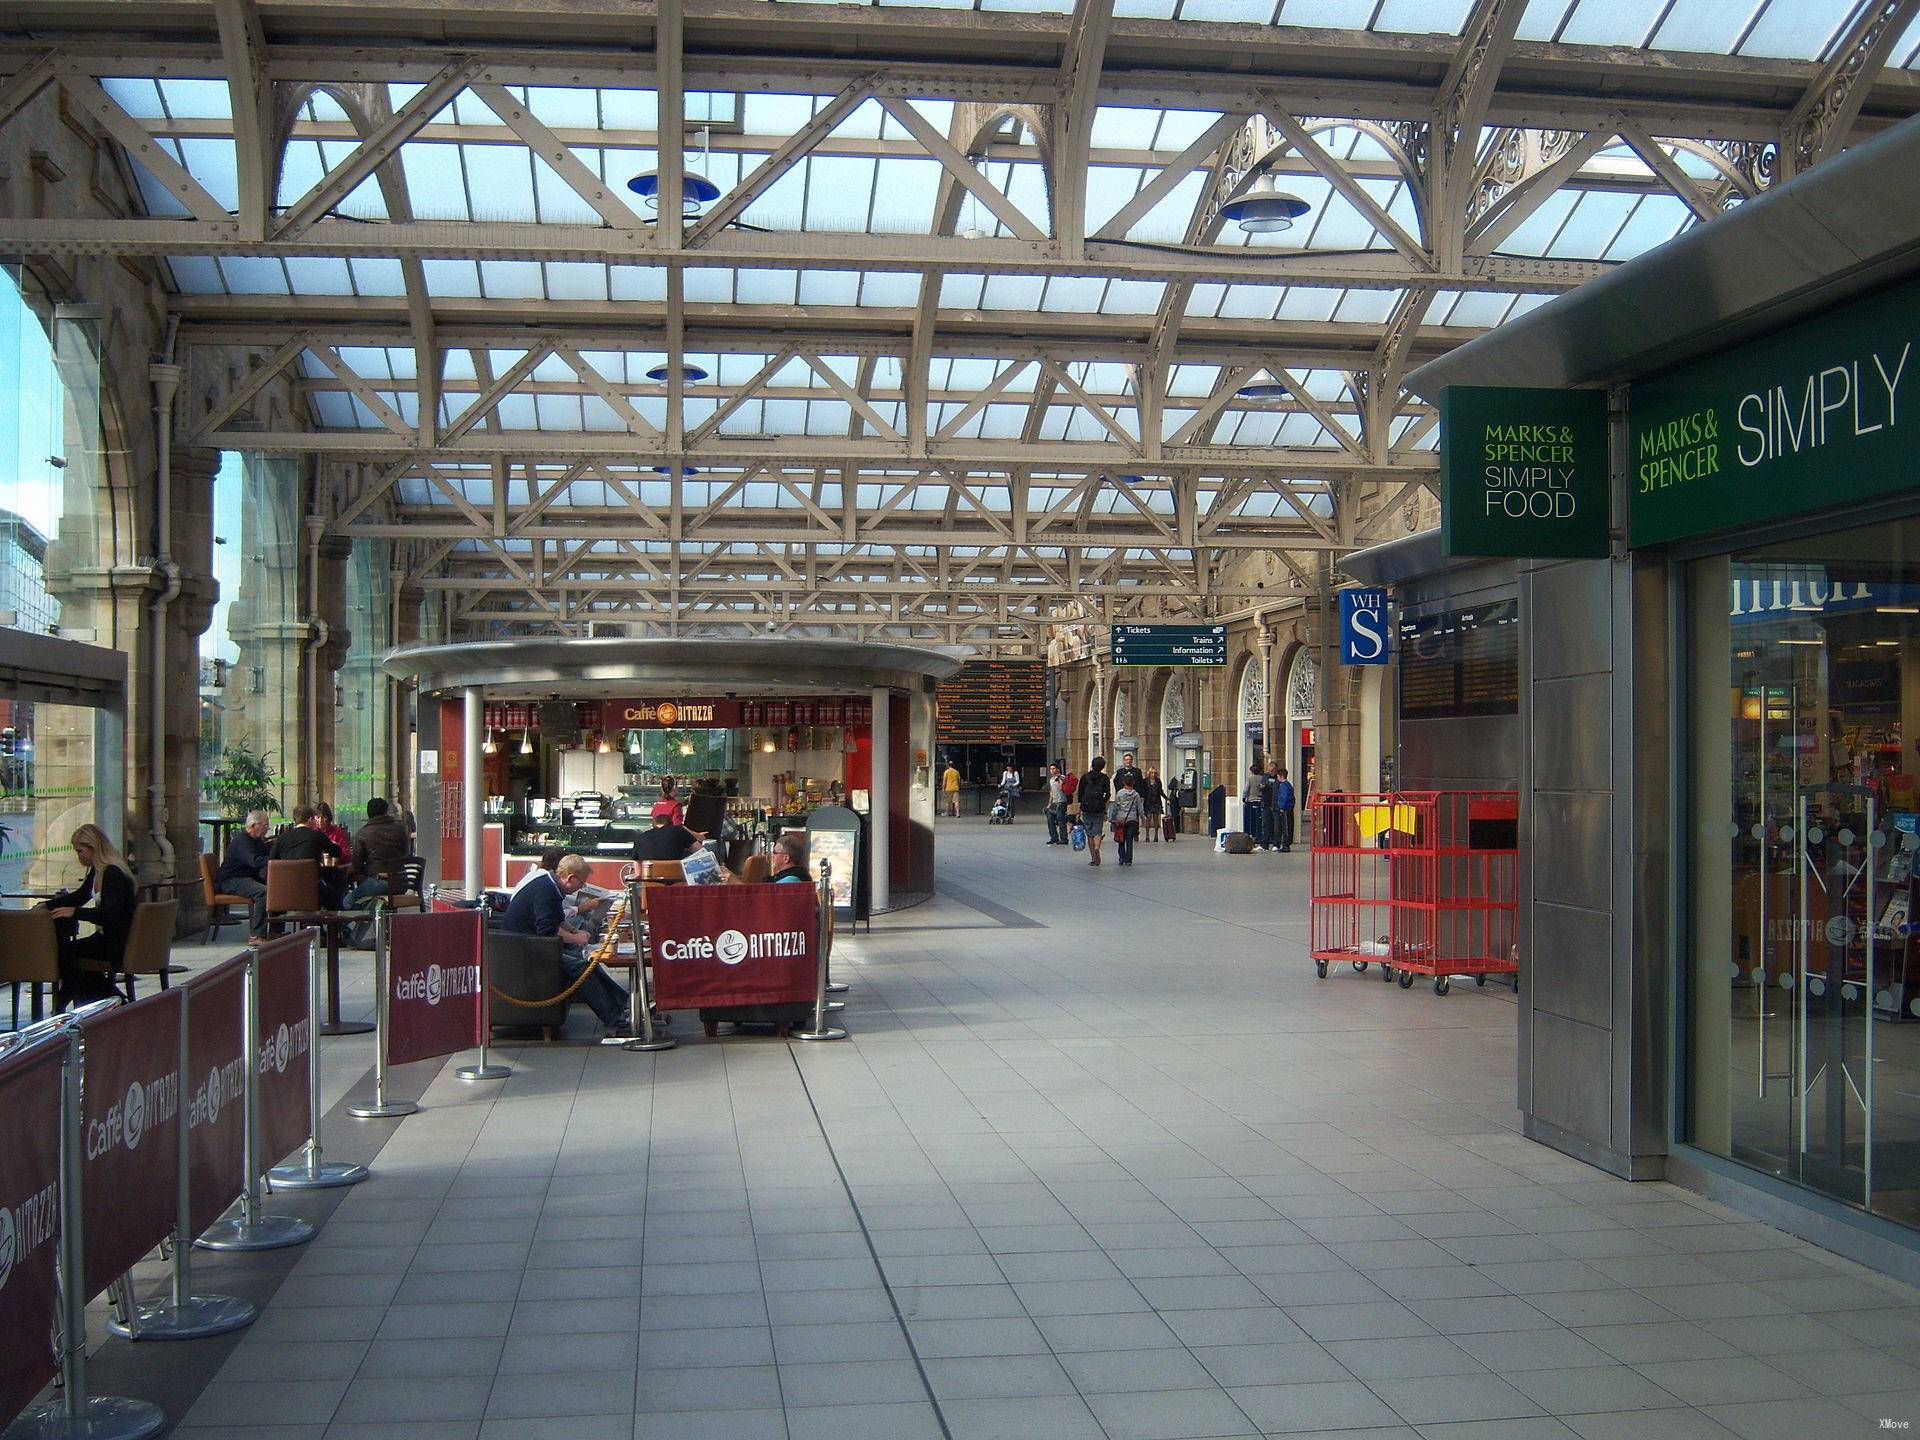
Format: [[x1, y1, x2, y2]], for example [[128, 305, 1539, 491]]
[[147, 347, 183, 878], [306, 513, 330, 800]]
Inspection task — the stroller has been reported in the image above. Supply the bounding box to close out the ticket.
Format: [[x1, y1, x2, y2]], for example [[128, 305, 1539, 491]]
[[989, 795, 1012, 824]]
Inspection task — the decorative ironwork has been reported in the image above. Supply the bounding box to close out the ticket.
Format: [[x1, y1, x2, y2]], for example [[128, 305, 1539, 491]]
[[1287, 652, 1318, 720], [1238, 655, 1265, 722]]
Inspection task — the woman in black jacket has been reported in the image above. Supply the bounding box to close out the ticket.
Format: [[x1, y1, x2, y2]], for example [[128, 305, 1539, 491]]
[[46, 823, 137, 1009]]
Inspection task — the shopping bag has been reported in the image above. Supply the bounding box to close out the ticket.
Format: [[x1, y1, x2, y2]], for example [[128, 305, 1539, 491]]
[[1070, 822, 1087, 851]]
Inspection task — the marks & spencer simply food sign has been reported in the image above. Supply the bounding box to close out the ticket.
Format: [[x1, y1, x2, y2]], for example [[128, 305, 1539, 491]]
[[1629, 273, 1916, 546], [1440, 386, 1609, 558]]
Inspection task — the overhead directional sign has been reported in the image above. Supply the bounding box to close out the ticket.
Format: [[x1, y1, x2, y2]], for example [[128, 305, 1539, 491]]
[[1111, 623, 1227, 666]]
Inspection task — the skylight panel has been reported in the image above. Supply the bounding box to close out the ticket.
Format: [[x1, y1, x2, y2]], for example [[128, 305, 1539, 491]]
[[157, 78, 233, 119], [801, 156, 880, 232], [526, 86, 600, 130], [166, 257, 223, 294], [610, 266, 668, 302], [1271, 0, 1375, 26], [461, 143, 536, 221], [1218, 283, 1288, 320], [422, 259, 482, 298], [175, 139, 241, 212], [799, 271, 861, 306], [495, 395, 537, 429], [1649, 0, 1767, 54], [536, 395, 584, 431], [1100, 280, 1167, 315], [1372, 0, 1475, 34], [581, 397, 624, 432], [354, 259, 408, 297], [1556, 0, 1667, 47], [401, 143, 473, 221], [806, 401, 854, 435], [1495, 187, 1579, 256], [598, 88, 655, 131], [1275, 287, 1344, 321], [721, 400, 767, 435], [981, 275, 1047, 311], [939, 274, 987, 310], [1041, 276, 1108, 313], [1090, 108, 1163, 151], [1740, 0, 1855, 59], [479, 260, 545, 300], [1332, 290, 1398, 324], [531, 152, 611, 225], [312, 392, 356, 428], [867, 157, 942, 235], [100, 79, 165, 118], [1544, 190, 1635, 259], [546, 263, 610, 302], [283, 258, 355, 296], [1603, 193, 1694, 261], [763, 399, 806, 434]]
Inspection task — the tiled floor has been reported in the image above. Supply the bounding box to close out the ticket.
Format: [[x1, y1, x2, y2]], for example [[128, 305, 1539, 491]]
[[155, 819, 1920, 1438]]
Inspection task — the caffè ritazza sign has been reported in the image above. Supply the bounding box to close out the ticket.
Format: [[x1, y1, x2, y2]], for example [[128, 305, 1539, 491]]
[[1628, 273, 1917, 547]]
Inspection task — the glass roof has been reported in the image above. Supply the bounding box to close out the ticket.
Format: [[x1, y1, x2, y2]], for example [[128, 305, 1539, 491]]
[[66, 0, 1910, 631]]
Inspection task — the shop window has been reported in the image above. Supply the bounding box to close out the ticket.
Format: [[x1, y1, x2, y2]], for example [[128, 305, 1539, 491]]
[[1687, 514, 1920, 1231]]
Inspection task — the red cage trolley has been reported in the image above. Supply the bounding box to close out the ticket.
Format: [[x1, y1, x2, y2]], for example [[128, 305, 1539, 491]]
[[1309, 790, 1520, 996], [1308, 792, 1400, 983]]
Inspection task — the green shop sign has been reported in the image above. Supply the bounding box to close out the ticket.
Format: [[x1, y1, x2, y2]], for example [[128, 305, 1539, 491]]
[[1629, 273, 1918, 546], [1439, 386, 1610, 558]]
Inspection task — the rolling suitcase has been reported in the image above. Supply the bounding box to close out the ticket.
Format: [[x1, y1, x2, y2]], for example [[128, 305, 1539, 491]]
[[1162, 816, 1177, 842]]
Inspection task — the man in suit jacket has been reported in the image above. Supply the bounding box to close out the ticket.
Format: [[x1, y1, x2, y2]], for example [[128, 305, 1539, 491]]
[[500, 854, 631, 1038]]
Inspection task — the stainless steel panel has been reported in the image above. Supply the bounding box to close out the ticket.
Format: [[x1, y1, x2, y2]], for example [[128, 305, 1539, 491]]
[[1626, 552, 1674, 1160], [1530, 1011, 1614, 1145], [1531, 790, 1611, 913], [1527, 561, 1613, 681], [1399, 716, 1519, 791], [1531, 674, 1612, 791], [1531, 901, 1613, 1030]]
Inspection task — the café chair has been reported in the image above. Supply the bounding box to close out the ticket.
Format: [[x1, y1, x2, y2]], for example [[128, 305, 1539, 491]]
[[96, 899, 184, 1002], [200, 852, 253, 943], [484, 931, 569, 1041], [387, 857, 426, 913], [637, 861, 684, 887], [265, 859, 320, 934], [0, 908, 61, 1027], [739, 853, 771, 884]]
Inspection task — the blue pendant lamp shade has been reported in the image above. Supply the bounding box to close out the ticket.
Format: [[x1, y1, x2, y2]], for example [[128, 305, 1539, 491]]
[[1236, 381, 1291, 399], [1218, 174, 1311, 233], [626, 171, 723, 212], [649, 465, 701, 475], [646, 363, 710, 384]]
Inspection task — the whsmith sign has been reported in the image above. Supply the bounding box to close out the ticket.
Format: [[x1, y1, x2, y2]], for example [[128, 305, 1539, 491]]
[[1440, 386, 1610, 559], [1629, 273, 1917, 546]]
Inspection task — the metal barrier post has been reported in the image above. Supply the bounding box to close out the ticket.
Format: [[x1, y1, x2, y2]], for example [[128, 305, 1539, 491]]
[[195, 951, 315, 1252], [6, 1018, 168, 1439], [103, 989, 257, 1340], [270, 934, 370, 1189], [793, 863, 847, 1042], [348, 906, 418, 1118], [455, 915, 511, 1079], [621, 878, 675, 1053]]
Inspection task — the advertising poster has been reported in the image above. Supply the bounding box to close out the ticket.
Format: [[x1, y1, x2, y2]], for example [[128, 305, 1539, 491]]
[[648, 884, 817, 1010], [79, 992, 183, 1299], [386, 910, 485, 1067], [809, 829, 858, 911]]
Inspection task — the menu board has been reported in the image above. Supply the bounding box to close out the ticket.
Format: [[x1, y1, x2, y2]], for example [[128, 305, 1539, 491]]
[[1399, 601, 1518, 721], [937, 661, 1046, 743]]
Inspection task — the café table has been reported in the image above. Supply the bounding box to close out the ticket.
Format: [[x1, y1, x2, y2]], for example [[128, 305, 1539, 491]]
[[272, 909, 374, 1036]]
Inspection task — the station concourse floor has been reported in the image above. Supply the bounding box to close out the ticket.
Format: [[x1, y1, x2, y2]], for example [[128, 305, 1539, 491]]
[[144, 817, 1920, 1440]]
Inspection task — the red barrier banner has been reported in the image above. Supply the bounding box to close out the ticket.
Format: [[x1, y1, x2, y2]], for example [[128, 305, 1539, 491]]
[[0, 1040, 65, 1424], [184, 956, 249, 1237], [79, 991, 183, 1300], [386, 910, 485, 1066], [647, 883, 817, 1009], [255, 933, 314, 1172]]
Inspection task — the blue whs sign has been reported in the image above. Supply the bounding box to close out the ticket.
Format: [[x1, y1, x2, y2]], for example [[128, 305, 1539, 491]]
[[1339, 588, 1390, 665]]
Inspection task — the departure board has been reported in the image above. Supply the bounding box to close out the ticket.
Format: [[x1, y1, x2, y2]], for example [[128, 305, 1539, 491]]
[[937, 661, 1046, 742], [1398, 601, 1518, 720]]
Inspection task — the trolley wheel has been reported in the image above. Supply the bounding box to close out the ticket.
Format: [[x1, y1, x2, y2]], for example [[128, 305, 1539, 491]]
[[1353, 961, 1368, 973], [1434, 976, 1451, 996], [1382, 964, 1395, 983], [1397, 969, 1414, 989], [1314, 959, 1328, 979], [1475, 974, 1487, 988]]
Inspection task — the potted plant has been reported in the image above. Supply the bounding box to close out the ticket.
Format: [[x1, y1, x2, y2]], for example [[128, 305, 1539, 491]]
[[206, 743, 282, 820]]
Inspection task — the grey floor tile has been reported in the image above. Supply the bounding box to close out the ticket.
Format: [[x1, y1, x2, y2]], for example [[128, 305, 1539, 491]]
[[923, 1354, 1080, 1400], [633, 1365, 782, 1414], [940, 1394, 1108, 1440], [485, 1371, 635, 1420], [776, 1358, 928, 1408], [1059, 1346, 1218, 1393], [1084, 1386, 1260, 1439], [1226, 1379, 1405, 1434], [785, 1400, 947, 1440], [1367, 1372, 1544, 1425], [632, 1410, 789, 1440], [1323, 1335, 1483, 1381], [1451, 1327, 1619, 1372], [1506, 1363, 1687, 1414], [1633, 1355, 1814, 1407], [635, 1326, 774, 1369]]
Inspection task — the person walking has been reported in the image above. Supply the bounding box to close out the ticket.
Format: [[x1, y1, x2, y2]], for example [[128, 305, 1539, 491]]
[[1110, 773, 1144, 866], [998, 761, 1021, 821], [1077, 756, 1112, 867], [941, 759, 961, 818], [1274, 765, 1298, 853], [1241, 762, 1268, 849], [1113, 751, 1142, 795], [1044, 761, 1071, 845], [1142, 767, 1166, 842]]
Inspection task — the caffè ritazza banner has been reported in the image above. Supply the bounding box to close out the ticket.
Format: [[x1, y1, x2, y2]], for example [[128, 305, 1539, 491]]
[[1440, 385, 1610, 559], [1629, 272, 1916, 546]]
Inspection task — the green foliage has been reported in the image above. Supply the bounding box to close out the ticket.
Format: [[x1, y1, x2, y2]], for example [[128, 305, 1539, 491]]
[[205, 743, 283, 820]]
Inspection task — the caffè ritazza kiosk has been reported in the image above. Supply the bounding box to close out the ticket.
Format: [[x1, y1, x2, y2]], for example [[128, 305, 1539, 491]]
[[384, 637, 961, 913], [1393, 115, 1920, 1281]]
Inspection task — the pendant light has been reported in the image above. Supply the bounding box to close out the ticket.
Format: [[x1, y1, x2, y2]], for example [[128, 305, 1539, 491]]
[[597, 731, 612, 755], [1219, 174, 1311, 233], [627, 728, 642, 756], [482, 728, 497, 756], [519, 728, 533, 755]]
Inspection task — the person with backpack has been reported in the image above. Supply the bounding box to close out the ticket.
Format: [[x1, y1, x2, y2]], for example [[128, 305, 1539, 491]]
[[1109, 773, 1144, 866], [1076, 756, 1112, 867], [1273, 765, 1298, 853]]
